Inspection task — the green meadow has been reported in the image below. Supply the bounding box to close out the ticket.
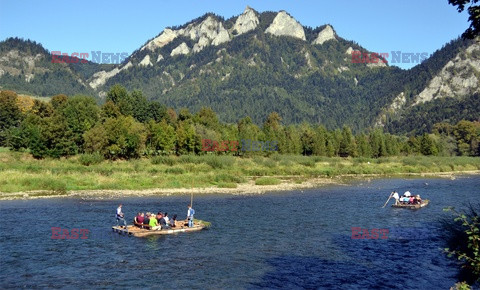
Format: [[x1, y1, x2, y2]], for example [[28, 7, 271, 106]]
[[1, 148, 479, 195]]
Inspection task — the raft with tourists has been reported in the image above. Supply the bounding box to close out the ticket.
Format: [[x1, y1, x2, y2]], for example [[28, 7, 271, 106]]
[[382, 190, 429, 209], [112, 219, 210, 237], [391, 199, 429, 209], [113, 199, 210, 237]]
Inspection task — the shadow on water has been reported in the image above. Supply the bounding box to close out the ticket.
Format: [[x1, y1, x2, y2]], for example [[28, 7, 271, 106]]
[[251, 231, 456, 290]]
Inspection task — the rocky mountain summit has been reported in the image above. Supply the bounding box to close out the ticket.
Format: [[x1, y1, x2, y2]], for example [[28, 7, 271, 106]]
[[265, 11, 306, 40], [0, 7, 478, 133]]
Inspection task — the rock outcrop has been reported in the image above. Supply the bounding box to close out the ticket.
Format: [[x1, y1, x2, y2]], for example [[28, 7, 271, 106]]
[[312, 25, 336, 45], [89, 61, 132, 89], [171, 43, 190, 56], [139, 55, 152, 67], [141, 16, 230, 55], [265, 11, 306, 41], [413, 41, 480, 104], [233, 6, 259, 35], [141, 29, 177, 51]]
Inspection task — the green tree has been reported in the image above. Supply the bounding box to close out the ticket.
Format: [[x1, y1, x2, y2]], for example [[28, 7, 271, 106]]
[[84, 116, 146, 159], [0, 90, 22, 145], [130, 90, 149, 122], [237, 117, 260, 153], [282, 125, 302, 154], [312, 125, 327, 156], [50, 94, 68, 109], [369, 129, 387, 158], [175, 121, 197, 155], [420, 133, 438, 156], [148, 102, 168, 122], [60, 96, 100, 151], [454, 120, 479, 156], [263, 112, 285, 152], [356, 133, 372, 157], [146, 120, 176, 155], [195, 107, 220, 130], [300, 123, 315, 155], [449, 0, 480, 39], [106, 84, 133, 117], [339, 126, 356, 157]]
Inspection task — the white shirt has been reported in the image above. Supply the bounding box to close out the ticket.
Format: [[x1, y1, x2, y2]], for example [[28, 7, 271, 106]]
[[187, 208, 194, 218], [164, 216, 170, 224], [393, 192, 399, 200], [117, 207, 123, 217], [404, 191, 411, 197]]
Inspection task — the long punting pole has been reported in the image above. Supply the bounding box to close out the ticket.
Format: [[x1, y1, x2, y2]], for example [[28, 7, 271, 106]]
[[382, 192, 393, 208], [190, 181, 193, 207]]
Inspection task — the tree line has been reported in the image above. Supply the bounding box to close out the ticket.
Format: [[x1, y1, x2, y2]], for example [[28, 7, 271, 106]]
[[0, 86, 479, 159]]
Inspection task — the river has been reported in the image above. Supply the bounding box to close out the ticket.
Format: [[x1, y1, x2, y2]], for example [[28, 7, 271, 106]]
[[1, 176, 479, 289]]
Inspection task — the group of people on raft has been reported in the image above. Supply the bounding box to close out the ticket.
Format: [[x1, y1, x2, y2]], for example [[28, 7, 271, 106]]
[[391, 191, 422, 205], [116, 204, 195, 231], [134, 212, 177, 230]]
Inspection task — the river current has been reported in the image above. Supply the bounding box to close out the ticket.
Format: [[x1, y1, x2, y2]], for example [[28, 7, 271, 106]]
[[1, 176, 479, 289]]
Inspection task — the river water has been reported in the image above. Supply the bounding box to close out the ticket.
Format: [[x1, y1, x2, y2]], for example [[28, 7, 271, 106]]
[[1, 176, 479, 289]]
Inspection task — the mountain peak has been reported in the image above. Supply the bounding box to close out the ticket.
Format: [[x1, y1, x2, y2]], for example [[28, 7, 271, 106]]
[[265, 11, 306, 41], [312, 25, 336, 45], [233, 6, 259, 35]]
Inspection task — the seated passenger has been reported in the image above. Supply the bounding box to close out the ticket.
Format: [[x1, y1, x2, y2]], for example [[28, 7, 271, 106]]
[[143, 212, 150, 225], [156, 212, 163, 224], [404, 191, 411, 197], [416, 195, 422, 204], [409, 196, 415, 204], [159, 215, 168, 229], [134, 212, 143, 226], [164, 213, 170, 225], [170, 214, 177, 227], [138, 213, 145, 224], [149, 214, 161, 231]]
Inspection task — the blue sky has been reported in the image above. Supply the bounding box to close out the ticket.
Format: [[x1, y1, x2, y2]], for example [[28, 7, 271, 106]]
[[0, 0, 471, 69]]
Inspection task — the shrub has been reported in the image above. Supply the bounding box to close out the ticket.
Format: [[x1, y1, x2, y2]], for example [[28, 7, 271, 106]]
[[217, 182, 237, 188], [262, 159, 277, 168], [78, 153, 104, 166], [179, 155, 203, 164], [151, 156, 177, 166], [442, 205, 480, 284], [204, 155, 235, 169], [165, 167, 185, 174], [255, 177, 281, 185], [215, 173, 244, 183], [298, 158, 315, 167], [271, 154, 282, 162]]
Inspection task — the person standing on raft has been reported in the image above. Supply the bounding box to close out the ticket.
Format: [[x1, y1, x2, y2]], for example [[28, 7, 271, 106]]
[[187, 205, 195, 227], [392, 191, 400, 205], [116, 204, 127, 229]]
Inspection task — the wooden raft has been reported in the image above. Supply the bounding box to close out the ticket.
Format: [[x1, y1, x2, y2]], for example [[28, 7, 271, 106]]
[[112, 220, 208, 237], [391, 200, 430, 209]]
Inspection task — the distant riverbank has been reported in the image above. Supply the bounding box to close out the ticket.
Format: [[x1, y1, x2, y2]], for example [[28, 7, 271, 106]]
[[1, 171, 478, 201], [1, 149, 479, 200]]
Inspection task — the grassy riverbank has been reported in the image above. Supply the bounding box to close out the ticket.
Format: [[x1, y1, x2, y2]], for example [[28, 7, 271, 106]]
[[0, 148, 479, 195]]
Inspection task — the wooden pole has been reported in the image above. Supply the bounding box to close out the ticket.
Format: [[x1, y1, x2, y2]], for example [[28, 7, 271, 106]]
[[190, 181, 193, 208], [382, 192, 393, 208]]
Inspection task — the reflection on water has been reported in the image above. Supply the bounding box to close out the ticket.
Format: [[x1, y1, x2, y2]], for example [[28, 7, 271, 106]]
[[0, 176, 479, 288]]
